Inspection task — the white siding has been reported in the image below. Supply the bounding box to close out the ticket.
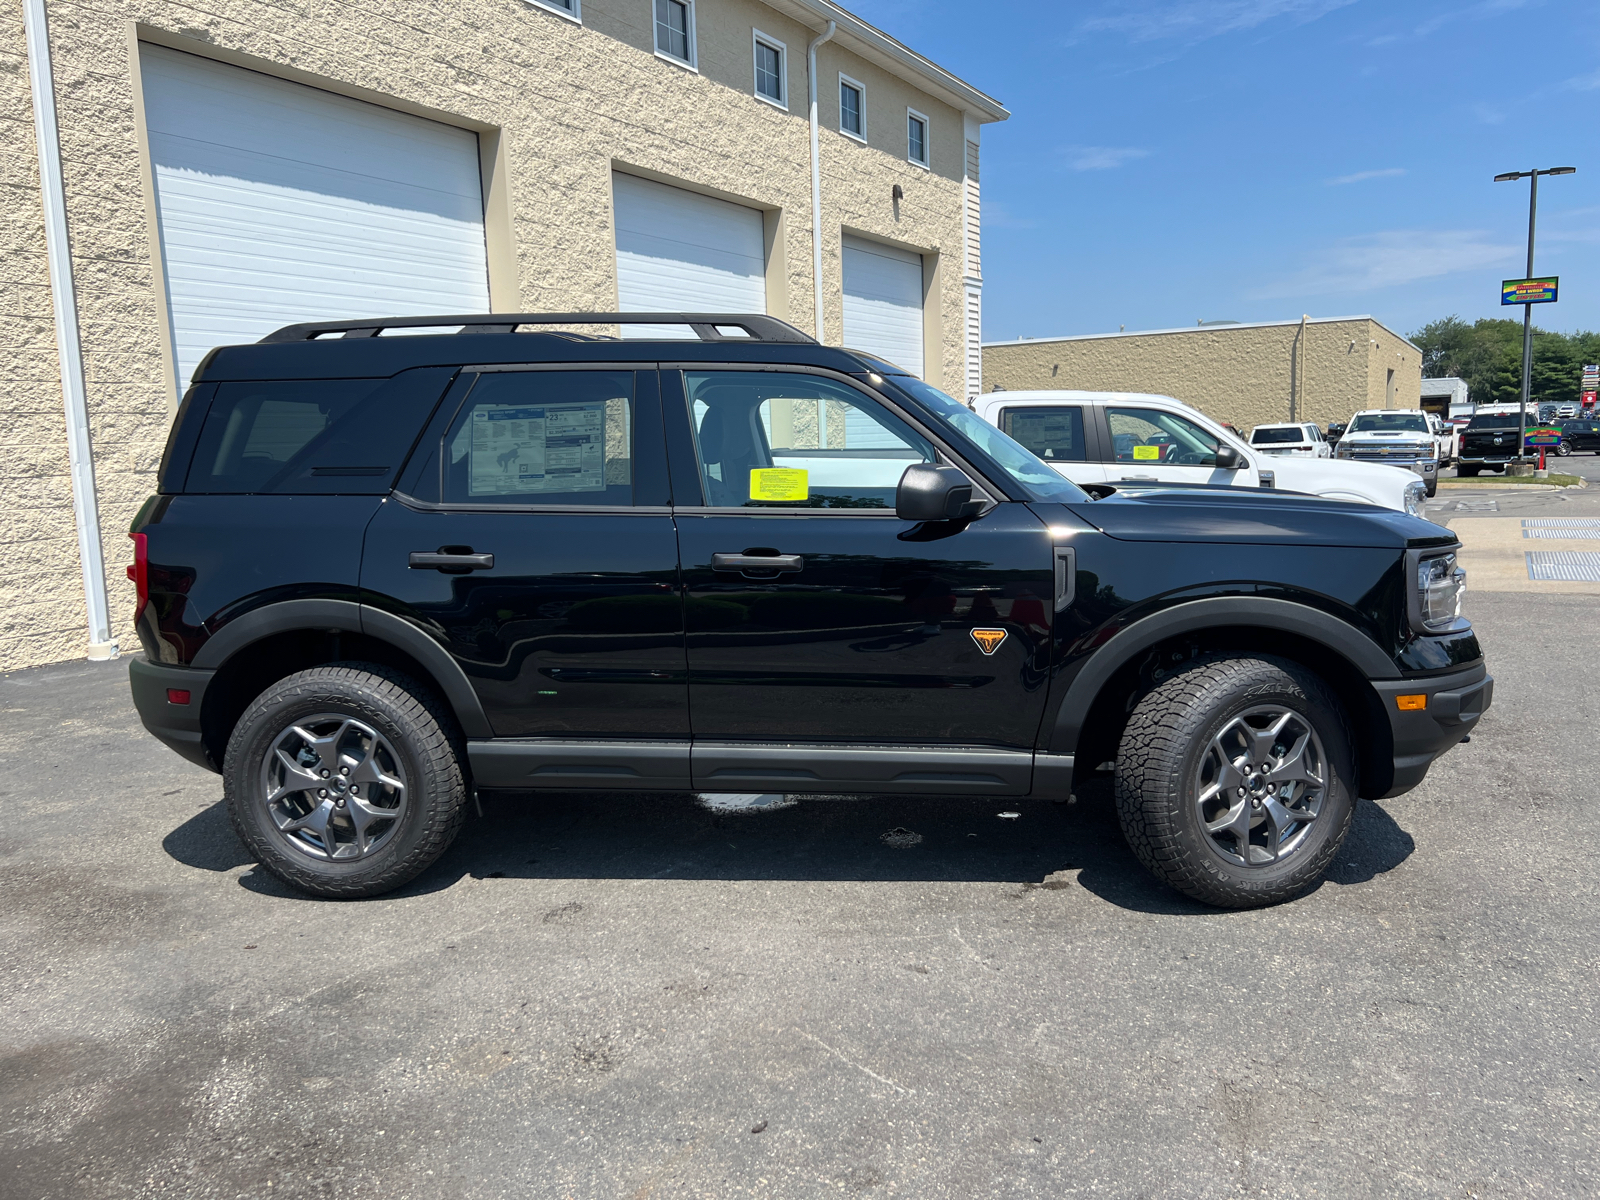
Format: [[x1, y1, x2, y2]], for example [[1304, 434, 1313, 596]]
[[612, 173, 766, 339], [841, 234, 924, 379], [140, 45, 489, 391]]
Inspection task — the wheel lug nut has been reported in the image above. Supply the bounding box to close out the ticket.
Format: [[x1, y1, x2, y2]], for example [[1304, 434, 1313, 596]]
[[341, 767, 349, 775], [320, 769, 329, 777], [318, 789, 327, 797]]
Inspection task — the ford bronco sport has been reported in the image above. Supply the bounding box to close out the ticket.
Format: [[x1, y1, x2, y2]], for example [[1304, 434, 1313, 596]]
[[128, 313, 1492, 908]]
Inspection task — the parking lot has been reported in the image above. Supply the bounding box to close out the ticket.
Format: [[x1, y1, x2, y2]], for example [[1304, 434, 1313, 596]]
[[4, 490, 1597, 1200]]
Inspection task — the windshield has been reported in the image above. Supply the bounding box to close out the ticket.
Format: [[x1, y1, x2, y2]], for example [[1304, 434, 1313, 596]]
[[885, 377, 1089, 503], [1348, 413, 1428, 434], [1251, 427, 1306, 444]]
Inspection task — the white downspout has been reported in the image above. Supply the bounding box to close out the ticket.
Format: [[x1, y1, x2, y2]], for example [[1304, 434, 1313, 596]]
[[23, 0, 116, 661], [807, 20, 836, 343]]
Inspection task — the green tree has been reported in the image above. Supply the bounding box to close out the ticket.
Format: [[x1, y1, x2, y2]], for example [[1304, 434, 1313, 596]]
[[1410, 316, 1598, 408]]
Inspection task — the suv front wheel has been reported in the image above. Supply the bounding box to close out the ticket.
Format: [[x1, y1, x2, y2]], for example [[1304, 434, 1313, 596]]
[[1114, 655, 1356, 908], [224, 663, 469, 898]]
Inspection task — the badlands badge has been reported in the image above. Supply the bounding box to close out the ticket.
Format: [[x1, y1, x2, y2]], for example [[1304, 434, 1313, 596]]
[[970, 628, 1008, 656]]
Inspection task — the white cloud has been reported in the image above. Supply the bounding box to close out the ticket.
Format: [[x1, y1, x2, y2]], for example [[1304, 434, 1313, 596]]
[[1251, 230, 1521, 299], [1064, 145, 1150, 171], [1327, 167, 1407, 186], [1079, 0, 1357, 43]]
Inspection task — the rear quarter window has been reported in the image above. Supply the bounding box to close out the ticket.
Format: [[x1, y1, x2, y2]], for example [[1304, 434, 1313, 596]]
[[184, 369, 455, 494]]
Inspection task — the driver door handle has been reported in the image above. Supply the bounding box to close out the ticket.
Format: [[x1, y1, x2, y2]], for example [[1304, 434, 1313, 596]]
[[712, 552, 803, 574], [410, 550, 495, 572]]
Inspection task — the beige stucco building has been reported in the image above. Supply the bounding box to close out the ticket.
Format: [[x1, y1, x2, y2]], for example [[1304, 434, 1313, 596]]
[[4, 0, 1005, 671], [982, 316, 1423, 433]]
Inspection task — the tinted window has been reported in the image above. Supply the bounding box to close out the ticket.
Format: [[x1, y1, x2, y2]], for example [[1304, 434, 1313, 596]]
[[443, 371, 636, 506], [1251, 427, 1305, 444], [999, 406, 1086, 461], [686, 371, 934, 508], [1466, 414, 1522, 430], [186, 377, 421, 493], [1108, 407, 1220, 466]]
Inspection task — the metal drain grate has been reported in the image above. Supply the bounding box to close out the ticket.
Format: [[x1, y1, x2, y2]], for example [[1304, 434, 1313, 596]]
[[1526, 551, 1600, 581], [1523, 528, 1600, 538], [1522, 518, 1600, 527]]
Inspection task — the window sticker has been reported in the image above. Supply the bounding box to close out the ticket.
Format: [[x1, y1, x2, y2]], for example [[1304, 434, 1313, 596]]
[[1132, 444, 1162, 461], [749, 467, 809, 502], [469, 403, 605, 495]]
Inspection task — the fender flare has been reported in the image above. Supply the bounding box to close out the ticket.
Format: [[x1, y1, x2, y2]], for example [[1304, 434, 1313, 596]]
[[191, 598, 493, 738], [1047, 596, 1398, 755]]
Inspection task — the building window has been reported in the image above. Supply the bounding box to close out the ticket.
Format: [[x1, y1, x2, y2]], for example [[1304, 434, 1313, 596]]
[[655, 0, 695, 67], [907, 109, 928, 167], [753, 31, 786, 107], [526, 0, 581, 21], [839, 75, 865, 141]]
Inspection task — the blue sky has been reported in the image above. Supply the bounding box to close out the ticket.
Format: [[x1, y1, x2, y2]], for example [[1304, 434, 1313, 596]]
[[847, 0, 1599, 344]]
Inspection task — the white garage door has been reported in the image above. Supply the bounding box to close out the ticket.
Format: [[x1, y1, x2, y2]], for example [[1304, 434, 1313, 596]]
[[140, 45, 490, 391], [842, 235, 924, 379], [613, 173, 766, 339]]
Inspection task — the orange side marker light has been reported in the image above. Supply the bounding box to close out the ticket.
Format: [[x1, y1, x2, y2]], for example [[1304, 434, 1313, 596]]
[[1396, 694, 1427, 711]]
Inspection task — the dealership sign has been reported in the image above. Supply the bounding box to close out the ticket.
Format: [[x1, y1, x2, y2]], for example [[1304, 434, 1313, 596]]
[[1501, 277, 1559, 305]]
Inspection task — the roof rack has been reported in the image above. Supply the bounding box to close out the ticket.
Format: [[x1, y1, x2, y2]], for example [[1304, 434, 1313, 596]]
[[259, 312, 817, 345]]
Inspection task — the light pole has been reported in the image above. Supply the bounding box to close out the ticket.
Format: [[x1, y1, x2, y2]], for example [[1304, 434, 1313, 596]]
[[1494, 166, 1575, 462]]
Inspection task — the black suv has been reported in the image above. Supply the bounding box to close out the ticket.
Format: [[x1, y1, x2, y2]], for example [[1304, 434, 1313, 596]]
[[128, 313, 1491, 908]]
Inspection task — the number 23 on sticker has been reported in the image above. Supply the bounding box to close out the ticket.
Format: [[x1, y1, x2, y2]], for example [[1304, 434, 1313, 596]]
[[749, 468, 809, 502]]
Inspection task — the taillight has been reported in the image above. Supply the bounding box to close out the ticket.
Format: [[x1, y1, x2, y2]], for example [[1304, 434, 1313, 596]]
[[128, 532, 148, 622]]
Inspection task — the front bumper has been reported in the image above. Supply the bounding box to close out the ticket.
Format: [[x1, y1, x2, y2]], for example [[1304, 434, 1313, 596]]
[[1340, 450, 1437, 481], [1371, 663, 1493, 798], [129, 658, 217, 772]]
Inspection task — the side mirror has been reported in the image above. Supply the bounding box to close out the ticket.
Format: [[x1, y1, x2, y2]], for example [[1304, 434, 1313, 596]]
[[897, 464, 981, 522], [1214, 444, 1245, 470]]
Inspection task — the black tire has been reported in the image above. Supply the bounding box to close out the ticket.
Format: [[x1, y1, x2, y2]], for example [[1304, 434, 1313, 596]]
[[1556, 442, 1572, 457], [1113, 655, 1357, 909], [224, 663, 468, 898], [1458, 465, 1480, 477], [1425, 477, 1437, 497]]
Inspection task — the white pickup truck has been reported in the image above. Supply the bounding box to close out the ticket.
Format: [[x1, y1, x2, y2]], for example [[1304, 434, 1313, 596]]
[[1333, 410, 1441, 496], [973, 390, 1429, 516]]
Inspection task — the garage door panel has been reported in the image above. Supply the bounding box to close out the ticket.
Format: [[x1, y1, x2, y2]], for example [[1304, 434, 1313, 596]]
[[613, 173, 765, 339], [141, 44, 489, 389], [842, 235, 924, 379]]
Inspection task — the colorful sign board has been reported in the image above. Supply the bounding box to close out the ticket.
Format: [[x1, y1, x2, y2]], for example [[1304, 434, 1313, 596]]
[[1584, 391, 1597, 408], [1502, 277, 1559, 305], [1526, 426, 1563, 447]]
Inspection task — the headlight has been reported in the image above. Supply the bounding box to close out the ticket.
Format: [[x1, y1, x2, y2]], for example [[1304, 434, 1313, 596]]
[[1336, 444, 1352, 457], [1403, 480, 1426, 516], [1416, 552, 1466, 631]]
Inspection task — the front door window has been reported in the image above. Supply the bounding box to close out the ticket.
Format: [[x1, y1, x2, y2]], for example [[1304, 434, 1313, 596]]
[[685, 371, 935, 509]]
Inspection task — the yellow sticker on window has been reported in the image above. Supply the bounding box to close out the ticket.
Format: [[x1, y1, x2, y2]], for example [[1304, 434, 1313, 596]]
[[749, 467, 810, 502], [1132, 444, 1161, 461]]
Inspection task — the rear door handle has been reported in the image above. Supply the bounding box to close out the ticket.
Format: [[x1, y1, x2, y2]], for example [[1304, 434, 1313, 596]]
[[410, 551, 495, 572], [711, 552, 803, 574]]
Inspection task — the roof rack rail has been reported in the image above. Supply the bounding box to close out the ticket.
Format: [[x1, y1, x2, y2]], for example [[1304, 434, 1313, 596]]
[[259, 312, 817, 345]]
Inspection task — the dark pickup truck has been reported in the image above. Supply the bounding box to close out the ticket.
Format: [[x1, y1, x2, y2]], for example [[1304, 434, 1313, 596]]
[[128, 312, 1491, 908]]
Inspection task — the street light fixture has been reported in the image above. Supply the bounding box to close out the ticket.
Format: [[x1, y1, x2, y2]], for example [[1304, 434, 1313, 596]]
[[1495, 167, 1577, 461]]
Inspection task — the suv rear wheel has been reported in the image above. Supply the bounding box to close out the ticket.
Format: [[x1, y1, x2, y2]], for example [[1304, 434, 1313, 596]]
[[1114, 655, 1356, 908], [224, 663, 468, 898]]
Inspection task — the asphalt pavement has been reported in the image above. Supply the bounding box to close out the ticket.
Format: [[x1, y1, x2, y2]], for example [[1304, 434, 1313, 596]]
[[3, 490, 1597, 1198]]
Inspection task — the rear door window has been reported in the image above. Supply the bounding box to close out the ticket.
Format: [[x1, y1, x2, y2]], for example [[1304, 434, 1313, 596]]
[[441, 370, 639, 506], [997, 406, 1087, 461], [185, 370, 453, 493]]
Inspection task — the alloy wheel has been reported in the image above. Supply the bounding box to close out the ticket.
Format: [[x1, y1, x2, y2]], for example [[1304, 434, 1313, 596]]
[[1192, 705, 1326, 868], [258, 714, 408, 861]]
